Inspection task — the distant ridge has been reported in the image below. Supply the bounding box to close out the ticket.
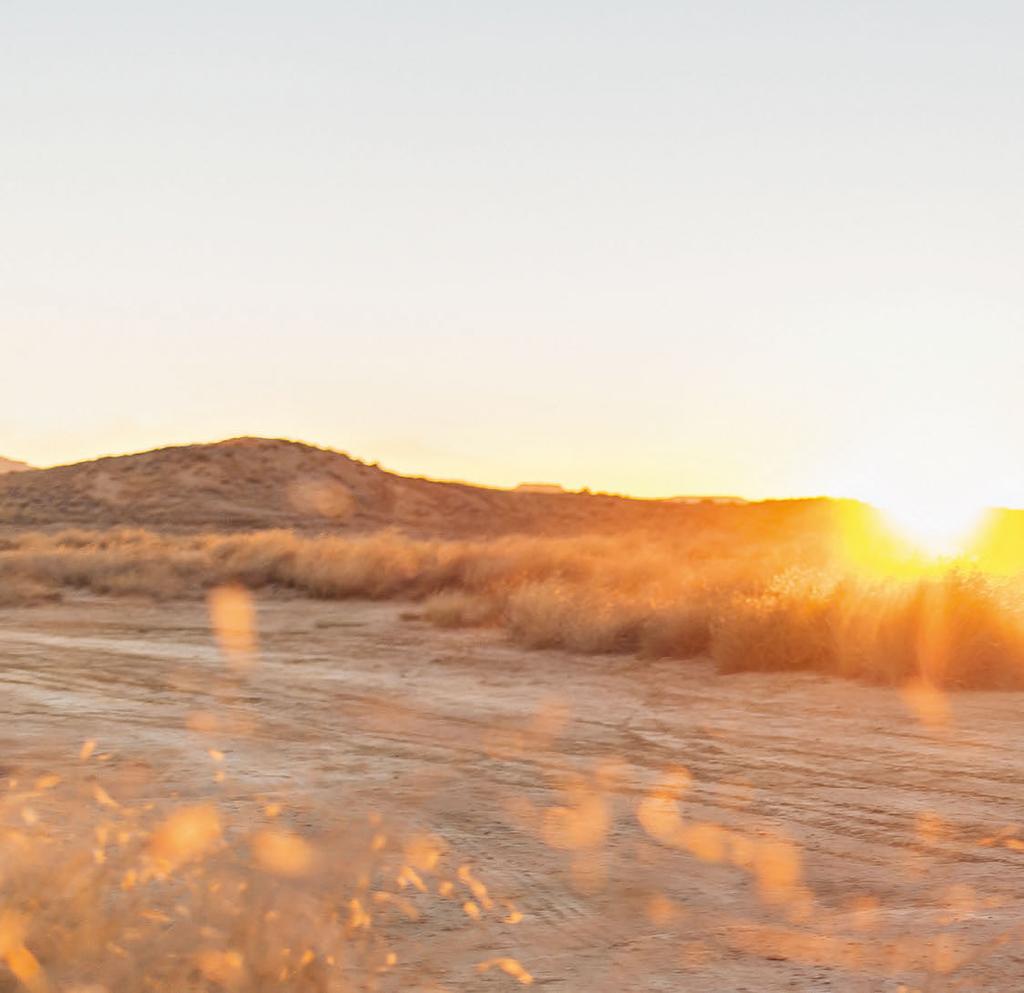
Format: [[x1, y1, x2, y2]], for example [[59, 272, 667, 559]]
[[514, 482, 567, 495], [0, 457, 32, 475], [0, 436, 837, 538]]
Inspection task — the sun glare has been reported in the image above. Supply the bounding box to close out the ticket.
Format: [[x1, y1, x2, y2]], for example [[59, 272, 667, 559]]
[[838, 490, 992, 579], [873, 496, 987, 561]]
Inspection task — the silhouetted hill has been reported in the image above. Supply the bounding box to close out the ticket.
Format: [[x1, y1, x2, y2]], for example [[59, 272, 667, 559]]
[[0, 437, 840, 538]]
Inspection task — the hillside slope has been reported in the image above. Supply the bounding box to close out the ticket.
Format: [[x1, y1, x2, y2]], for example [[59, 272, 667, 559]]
[[0, 457, 32, 475], [0, 436, 832, 538]]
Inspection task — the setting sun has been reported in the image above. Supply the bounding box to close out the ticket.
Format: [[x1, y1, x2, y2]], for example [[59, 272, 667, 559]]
[[836, 489, 994, 580], [873, 495, 988, 561]]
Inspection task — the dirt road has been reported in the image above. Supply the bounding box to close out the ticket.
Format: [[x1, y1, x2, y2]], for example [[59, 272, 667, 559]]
[[2, 596, 1024, 991]]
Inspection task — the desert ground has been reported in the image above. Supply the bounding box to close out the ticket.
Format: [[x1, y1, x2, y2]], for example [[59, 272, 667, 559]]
[[4, 593, 1024, 991]]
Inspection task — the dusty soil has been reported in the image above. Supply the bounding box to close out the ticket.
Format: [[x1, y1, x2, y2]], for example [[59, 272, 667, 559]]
[[3, 596, 1024, 991]]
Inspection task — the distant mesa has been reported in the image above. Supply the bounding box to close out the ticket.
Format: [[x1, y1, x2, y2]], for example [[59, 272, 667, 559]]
[[514, 482, 567, 495], [0, 457, 32, 475], [668, 495, 747, 506]]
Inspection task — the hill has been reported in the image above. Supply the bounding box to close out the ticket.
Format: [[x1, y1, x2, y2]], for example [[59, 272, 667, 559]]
[[0, 457, 32, 475], [0, 436, 838, 538]]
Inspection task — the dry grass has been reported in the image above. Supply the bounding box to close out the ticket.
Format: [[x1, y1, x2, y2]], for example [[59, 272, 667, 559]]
[[0, 755, 527, 993], [421, 591, 500, 629], [6, 520, 1024, 688], [0, 529, 775, 663], [0, 527, 768, 605], [714, 568, 1024, 688]]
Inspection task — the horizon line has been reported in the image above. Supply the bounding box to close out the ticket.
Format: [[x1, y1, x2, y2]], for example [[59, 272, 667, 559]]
[[1, 435, 865, 506]]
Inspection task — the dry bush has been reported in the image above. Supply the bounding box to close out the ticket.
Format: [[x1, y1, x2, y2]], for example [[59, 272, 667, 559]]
[[837, 572, 1024, 688], [637, 604, 712, 660], [284, 532, 436, 599], [205, 529, 299, 589], [422, 591, 499, 628], [501, 583, 707, 657], [713, 570, 839, 675], [714, 568, 1024, 688], [503, 582, 584, 650]]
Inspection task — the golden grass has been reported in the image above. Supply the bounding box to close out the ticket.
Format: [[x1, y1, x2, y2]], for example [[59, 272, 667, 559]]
[[0, 756, 527, 993], [421, 591, 500, 629], [5, 522, 1024, 687], [715, 568, 1024, 688]]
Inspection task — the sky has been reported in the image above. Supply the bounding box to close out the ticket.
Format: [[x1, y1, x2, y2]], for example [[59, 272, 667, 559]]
[[3, 2, 1023, 505]]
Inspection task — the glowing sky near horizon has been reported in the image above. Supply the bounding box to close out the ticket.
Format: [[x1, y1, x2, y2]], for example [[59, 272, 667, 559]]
[[3, 3, 1023, 502]]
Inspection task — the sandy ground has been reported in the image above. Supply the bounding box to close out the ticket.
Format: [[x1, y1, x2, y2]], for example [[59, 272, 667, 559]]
[[3, 596, 1024, 991]]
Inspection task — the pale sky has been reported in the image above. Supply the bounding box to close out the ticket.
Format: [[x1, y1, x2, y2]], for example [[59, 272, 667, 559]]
[[3, 2, 1022, 504]]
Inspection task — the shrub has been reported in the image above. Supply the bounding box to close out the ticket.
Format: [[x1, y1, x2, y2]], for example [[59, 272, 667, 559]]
[[422, 591, 500, 628]]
